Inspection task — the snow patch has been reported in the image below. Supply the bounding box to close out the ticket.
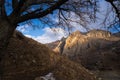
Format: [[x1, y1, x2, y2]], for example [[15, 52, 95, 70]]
[[35, 73, 55, 80]]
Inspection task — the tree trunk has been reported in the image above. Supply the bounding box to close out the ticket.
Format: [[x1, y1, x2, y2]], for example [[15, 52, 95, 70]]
[[0, 19, 16, 80], [0, 19, 16, 53]]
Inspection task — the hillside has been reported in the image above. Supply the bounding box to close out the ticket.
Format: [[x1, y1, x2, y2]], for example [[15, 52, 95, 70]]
[[1, 31, 97, 80], [52, 30, 120, 70], [46, 40, 60, 50]]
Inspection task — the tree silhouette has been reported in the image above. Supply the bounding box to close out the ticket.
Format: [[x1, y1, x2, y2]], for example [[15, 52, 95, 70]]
[[0, 0, 99, 53], [0, 0, 120, 79], [0, 0, 98, 79]]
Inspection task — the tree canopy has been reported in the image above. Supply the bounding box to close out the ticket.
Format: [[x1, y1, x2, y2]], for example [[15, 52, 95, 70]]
[[0, 0, 120, 51], [0, 0, 119, 30]]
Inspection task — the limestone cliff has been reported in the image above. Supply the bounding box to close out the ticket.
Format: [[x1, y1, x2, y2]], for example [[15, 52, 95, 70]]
[[53, 37, 66, 53], [55, 30, 120, 70], [87, 30, 111, 38]]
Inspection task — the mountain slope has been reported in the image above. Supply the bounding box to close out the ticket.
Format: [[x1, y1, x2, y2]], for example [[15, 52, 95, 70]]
[[1, 31, 97, 80], [54, 30, 120, 70], [46, 40, 60, 50]]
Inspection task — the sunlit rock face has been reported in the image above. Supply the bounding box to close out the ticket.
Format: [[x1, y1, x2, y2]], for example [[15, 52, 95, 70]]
[[87, 30, 111, 39], [56, 30, 120, 70], [53, 37, 66, 54], [62, 30, 113, 57], [62, 30, 87, 56]]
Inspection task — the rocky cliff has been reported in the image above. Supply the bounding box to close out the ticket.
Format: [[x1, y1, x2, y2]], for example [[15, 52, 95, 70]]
[[53, 37, 66, 53], [1, 31, 97, 80], [54, 30, 120, 70]]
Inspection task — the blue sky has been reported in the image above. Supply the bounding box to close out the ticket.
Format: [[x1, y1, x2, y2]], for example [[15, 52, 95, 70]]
[[16, 0, 119, 43]]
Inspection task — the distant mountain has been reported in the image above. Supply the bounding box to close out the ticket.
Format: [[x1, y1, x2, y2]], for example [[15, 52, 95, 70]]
[[52, 30, 120, 70], [1, 31, 97, 80], [46, 40, 60, 50], [53, 37, 66, 53]]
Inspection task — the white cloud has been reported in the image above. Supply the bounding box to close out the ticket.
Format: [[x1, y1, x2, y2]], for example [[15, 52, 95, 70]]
[[17, 24, 30, 33], [25, 27, 68, 44], [25, 34, 33, 38]]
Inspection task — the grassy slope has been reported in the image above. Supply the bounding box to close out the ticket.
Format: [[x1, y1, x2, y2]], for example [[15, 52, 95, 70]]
[[1, 31, 97, 80]]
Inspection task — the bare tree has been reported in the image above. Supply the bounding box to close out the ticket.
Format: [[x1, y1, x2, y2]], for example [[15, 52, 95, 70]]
[[105, 0, 120, 30], [0, 0, 119, 79], [0, 0, 98, 79], [0, 0, 119, 53], [106, 0, 120, 19], [0, 0, 99, 53]]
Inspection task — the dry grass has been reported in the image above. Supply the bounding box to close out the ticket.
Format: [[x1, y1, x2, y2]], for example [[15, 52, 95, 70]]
[[53, 56, 96, 80], [1, 31, 97, 80]]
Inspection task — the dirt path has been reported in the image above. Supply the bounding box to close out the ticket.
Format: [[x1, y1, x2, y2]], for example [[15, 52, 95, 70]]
[[92, 70, 120, 80]]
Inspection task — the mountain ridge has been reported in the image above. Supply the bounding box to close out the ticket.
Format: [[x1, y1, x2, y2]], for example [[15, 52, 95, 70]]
[[47, 30, 120, 70]]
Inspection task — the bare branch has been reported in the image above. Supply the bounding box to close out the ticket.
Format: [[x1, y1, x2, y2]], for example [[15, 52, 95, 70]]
[[27, 0, 57, 5], [17, 0, 57, 16], [106, 0, 120, 19], [15, 0, 68, 24], [12, 0, 19, 10], [10, 0, 27, 17], [0, 0, 6, 18]]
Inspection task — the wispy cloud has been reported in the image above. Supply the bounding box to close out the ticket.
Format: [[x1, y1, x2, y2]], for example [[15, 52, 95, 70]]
[[25, 27, 67, 44], [17, 24, 30, 33]]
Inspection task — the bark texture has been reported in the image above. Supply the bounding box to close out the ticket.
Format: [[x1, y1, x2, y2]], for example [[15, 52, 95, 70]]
[[0, 19, 16, 80]]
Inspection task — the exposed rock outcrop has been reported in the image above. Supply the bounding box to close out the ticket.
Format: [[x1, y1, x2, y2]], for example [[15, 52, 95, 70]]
[[1, 31, 97, 80], [54, 30, 120, 70], [62, 30, 114, 56], [53, 37, 66, 54], [87, 30, 111, 39]]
